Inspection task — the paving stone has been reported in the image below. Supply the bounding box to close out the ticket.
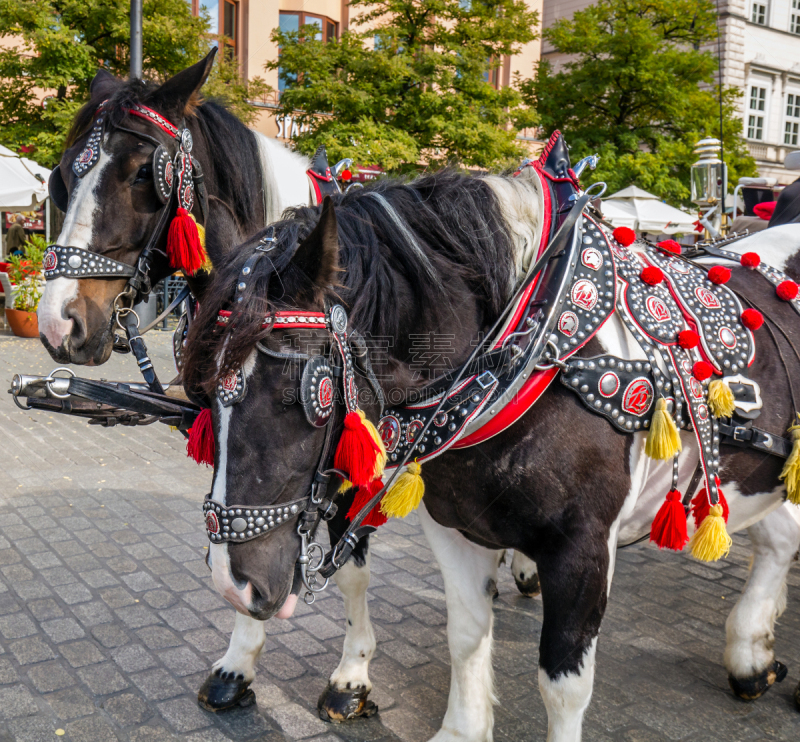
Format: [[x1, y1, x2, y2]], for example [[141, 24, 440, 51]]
[[91, 624, 129, 649], [7, 716, 63, 742], [65, 715, 121, 741], [26, 661, 75, 692], [41, 617, 85, 643], [77, 662, 129, 694], [159, 606, 205, 631], [136, 626, 182, 650], [60, 640, 106, 668], [157, 698, 212, 732], [71, 601, 114, 627], [103, 693, 151, 726], [159, 646, 207, 677], [0, 613, 37, 639], [0, 658, 19, 684], [9, 636, 57, 665], [53, 582, 93, 605], [130, 668, 185, 701], [112, 644, 156, 673], [0, 686, 39, 719]]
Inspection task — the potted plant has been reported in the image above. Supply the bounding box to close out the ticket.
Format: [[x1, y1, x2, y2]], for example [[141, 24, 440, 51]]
[[5, 235, 46, 338]]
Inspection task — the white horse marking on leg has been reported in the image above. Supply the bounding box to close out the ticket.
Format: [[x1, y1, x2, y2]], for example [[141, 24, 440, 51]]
[[725, 503, 800, 679], [212, 612, 266, 682], [329, 555, 376, 692], [418, 504, 498, 742]]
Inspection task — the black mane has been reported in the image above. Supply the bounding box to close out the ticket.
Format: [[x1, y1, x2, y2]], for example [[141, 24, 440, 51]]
[[184, 169, 517, 392], [66, 77, 263, 235]]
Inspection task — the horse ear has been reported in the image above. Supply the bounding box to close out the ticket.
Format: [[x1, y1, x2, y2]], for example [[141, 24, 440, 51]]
[[292, 196, 339, 289], [149, 48, 217, 118], [89, 69, 118, 100]]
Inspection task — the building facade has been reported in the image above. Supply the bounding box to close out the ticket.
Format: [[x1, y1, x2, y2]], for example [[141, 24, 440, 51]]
[[542, 0, 800, 186], [187, 0, 543, 147]]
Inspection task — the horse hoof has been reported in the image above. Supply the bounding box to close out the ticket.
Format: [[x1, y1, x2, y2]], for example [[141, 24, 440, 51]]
[[728, 660, 788, 701], [514, 571, 541, 598], [197, 669, 256, 712], [317, 683, 378, 723]]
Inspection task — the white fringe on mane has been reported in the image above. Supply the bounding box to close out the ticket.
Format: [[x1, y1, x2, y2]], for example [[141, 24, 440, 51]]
[[484, 169, 544, 284], [252, 132, 312, 223]]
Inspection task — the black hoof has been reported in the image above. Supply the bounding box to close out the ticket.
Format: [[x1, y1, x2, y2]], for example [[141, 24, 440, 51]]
[[198, 668, 256, 712], [514, 571, 541, 598], [317, 683, 378, 723], [728, 660, 788, 701]]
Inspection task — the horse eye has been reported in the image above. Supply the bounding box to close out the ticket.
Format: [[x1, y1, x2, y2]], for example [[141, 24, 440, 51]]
[[134, 163, 152, 183]]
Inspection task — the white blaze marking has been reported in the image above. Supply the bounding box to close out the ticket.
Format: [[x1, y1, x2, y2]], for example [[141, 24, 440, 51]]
[[38, 149, 112, 348]]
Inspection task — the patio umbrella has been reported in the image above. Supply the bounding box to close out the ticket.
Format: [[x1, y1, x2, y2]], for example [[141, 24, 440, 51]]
[[602, 185, 697, 234], [0, 145, 50, 210]]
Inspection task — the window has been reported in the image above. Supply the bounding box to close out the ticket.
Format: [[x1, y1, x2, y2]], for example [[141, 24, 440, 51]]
[[483, 60, 500, 89], [786, 92, 800, 145], [752, 1, 767, 24], [792, 0, 800, 33], [278, 12, 337, 43], [193, 1, 238, 57], [278, 12, 338, 92], [748, 85, 767, 140]]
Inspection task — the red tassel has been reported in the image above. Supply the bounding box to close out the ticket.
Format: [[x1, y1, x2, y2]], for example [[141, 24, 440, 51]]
[[741, 252, 760, 268], [708, 266, 731, 285], [334, 411, 382, 488], [650, 489, 689, 550], [692, 361, 713, 381], [346, 479, 387, 528], [777, 280, 799, 301], [612, 226, 636, 246], [691, 485, 729, 529], [187, 408, 214, 466], [167, 208, 205, 275], [741, 308, 764, 331], [657, 239, 681, 255], [641, 266, 664, 285], [677, 330, 700, 349]]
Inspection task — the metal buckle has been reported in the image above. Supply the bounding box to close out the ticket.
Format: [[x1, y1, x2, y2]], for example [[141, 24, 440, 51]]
[[476, 371, 497, 390], [732, 426, 749, 442]]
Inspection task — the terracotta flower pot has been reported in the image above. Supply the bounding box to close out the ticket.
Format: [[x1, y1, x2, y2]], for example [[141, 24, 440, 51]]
[[5, 308, 39, 338]]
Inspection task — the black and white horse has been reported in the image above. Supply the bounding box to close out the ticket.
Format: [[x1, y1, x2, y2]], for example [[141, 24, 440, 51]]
[[34, 51, 385, 717], [182, 169, 800, 740]]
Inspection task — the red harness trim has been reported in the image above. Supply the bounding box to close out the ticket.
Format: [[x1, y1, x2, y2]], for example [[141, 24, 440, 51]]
[[127, 105, 180, 138], [216, 309, 327, 329]]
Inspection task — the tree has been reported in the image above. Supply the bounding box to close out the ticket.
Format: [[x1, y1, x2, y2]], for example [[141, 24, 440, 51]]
[[0, 0, 266, 167], [521, 0, 756, 204], [269, 0, 539, 172]]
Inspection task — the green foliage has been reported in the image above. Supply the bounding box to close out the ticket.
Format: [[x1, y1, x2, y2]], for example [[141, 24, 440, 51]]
[[7, 234, 48, 312], [269, 0, 539, 172], [0, 0, 267, 166], [522, 0, 756, 204]]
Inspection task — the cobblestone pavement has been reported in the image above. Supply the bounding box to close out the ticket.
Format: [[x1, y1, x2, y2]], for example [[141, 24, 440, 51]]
[[1, 327, 800, 742]]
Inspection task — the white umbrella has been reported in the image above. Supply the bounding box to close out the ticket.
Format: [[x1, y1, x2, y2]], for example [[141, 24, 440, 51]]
[[602, 186, 697, 234], [0, 144, 50, 210]]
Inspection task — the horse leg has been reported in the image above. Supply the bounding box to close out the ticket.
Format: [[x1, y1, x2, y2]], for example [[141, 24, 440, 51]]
[[536, 529, 614, 742], [317, 538, 378, 722], [725, 502, 800, 701], [418, 504, 498, 742], [198, 611, 264, 711], [511, 551, 540, 597]]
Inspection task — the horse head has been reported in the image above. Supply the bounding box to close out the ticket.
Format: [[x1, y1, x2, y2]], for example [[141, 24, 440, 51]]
[[39, 50, 217, 365], [184, 199, 351, 620]]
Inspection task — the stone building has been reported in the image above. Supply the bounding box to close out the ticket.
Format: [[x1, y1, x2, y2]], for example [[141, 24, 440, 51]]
[[542, 0, 800, 186], [185, 0, 543, 147]]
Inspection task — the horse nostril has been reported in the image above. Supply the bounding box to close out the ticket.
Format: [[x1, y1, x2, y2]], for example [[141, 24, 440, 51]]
[[65, 306, 87, 347]]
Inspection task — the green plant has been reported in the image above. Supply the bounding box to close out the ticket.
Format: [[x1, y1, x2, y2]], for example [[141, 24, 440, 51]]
[[7, 234, 47, 312]]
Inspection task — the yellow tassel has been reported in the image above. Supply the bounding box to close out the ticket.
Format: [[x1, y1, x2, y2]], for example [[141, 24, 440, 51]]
[[169, 425, 178, 432], [357, 409, 387, 478], [645, 398, 682, 460], [380, 461, 425, 518], [780, 417, 800, 504], [690, 504, 732, 562], [708, 379, 735, 418], [189, 213, 213, 273], [338, 478, 353, 494]]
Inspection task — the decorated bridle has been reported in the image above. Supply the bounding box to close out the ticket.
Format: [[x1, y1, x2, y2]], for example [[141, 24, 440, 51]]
[[44, 102, 209, 392]]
